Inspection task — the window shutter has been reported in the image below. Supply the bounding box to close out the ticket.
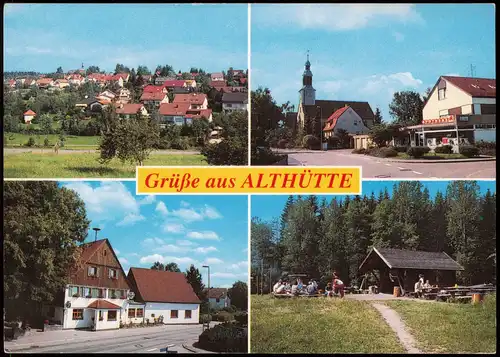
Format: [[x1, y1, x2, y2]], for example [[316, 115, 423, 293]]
[[108, 269, 112, 278], [116, 270, 119, 279], [96, 267, 100, 277], [88, 267, 92, 276]]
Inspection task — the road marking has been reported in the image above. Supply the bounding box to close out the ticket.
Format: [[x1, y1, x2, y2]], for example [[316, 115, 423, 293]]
[[412, 171, 423, 175], [398, 167, 405, 170], [147, 348, 157, 351], [376, 161, 381, 164], [385, 163, 391, 166]]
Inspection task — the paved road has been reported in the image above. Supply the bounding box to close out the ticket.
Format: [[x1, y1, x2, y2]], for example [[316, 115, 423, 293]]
[[3, 148, 201, 155], [4, 324, 205, 353], [283, 149, 496, 179]]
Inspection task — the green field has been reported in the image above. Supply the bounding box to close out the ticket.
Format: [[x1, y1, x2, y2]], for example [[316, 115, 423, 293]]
[[3, 133, 100, 147], [3, 152, 206, 178], [386, 294, 497, 353], [250, 295, 405, 353]]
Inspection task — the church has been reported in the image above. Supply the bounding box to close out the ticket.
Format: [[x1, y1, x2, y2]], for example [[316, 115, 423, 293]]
[[296, 54, 375, 138]]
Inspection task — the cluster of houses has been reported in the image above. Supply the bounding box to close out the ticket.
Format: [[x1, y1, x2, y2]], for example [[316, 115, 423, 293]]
[[13, 67, 248, 127], [283, 55, 496, 152], [41, 239, 230, 331]]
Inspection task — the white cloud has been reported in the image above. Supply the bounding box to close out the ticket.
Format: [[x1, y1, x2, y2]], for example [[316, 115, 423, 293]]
[[211, 272, 248, 279], [177, 240, 197, 246], [119, 257, 129, 265], [127, 253, 140, 258], [115, 249, 120, 255], [156, 201, 169, 215], [142, 237, 165, 247], [187, 231, 221, 241], [204, 258, 224, 265], [255, 4, 423, 31], [163, 223, 185, 234], [63, 182, 145, 226], [230, 261, 248, 270], [387, 72, 423, 87], [117, 213, 146, 226], [220, 284, 232, 289], [139, 254, 165, 264], [156, 201, 223, 222], [139, 195, 156, 205], [156, 244, 191, 254], [392, 31, 405, 42], [195, 246, 218, 254]]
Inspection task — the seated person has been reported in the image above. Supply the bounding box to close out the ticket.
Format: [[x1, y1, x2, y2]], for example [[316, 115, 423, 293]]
[[306, 281, 317, 295], [422, 280, 432, 289], [325, 282, 334, 297], [414, 280, 423, 298], [291, 281, 299, 295], [273, 279, 282, 293], [297, 278, 304, 291], [275, 283, 286, 294]]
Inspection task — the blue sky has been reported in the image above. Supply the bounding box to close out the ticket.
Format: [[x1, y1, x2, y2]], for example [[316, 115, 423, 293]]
[[4, 4, 248, 73], [252, 180, 497, 221], [60, 181, 248, 289], [251, 4, 496, 121]]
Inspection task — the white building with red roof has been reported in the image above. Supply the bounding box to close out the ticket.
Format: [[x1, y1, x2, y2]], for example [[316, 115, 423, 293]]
[[115, 103, 148, 119], [173, 93, 208, 110], [23, 110, 36, 124], [323, 105, 369, 138], [140, 91, 169, 109], [159, 103, 212, 126]]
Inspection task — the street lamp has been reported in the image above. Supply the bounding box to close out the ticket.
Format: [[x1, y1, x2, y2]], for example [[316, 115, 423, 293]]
[[202, 265, 210, 311], [92, 227, 101, 242]]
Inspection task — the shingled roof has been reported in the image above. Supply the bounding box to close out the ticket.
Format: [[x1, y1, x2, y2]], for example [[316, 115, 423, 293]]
[[127, 268, 201, 304], [312, 100, 375, 128], [359, 247, 465, 272], [205, 288, 228, 299]]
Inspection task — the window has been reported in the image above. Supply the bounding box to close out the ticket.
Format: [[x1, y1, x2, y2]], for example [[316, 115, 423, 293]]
[[99, 311, 103, 321], [103, 250, 107, 257], [109, 289, 117, 299], [108, 310, 117, 321], [354, 122, 358, 126], [128, 309, 136, 318], [84, 287, 91, 298], [216, 298, 220, 303], [226, 103, 232, 107], [136, 309, 144, 317], [72, 309, 84, 320], [170, 310, 178, 319], [88, 266, 98, 277], [185, 310, 192, 319], [69, 286, 79, 297], [108, 268, 118, 279], [438, 88, 446, 100]]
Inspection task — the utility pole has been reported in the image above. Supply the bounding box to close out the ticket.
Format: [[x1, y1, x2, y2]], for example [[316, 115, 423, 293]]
[[261, 259, 264, 295], [469, 64, 476, 78]]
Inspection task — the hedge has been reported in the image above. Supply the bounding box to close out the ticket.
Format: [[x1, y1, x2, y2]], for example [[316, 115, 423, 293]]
[[407, 146, 431, 158]]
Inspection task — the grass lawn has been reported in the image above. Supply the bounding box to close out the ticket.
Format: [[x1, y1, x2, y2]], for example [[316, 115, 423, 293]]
[[3, 133, 100, 147], [386, 294, 496, 353], [250, 295, 405, 353], [396, 152, 467, 160], [3, 152, 206, 178]]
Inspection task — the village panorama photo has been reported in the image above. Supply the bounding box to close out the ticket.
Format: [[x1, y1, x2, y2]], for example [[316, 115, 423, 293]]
[[3, 3, 249, 178], [3, 181, 249, 354]]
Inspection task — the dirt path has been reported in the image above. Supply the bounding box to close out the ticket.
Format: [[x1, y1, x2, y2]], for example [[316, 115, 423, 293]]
[[371, 303, 422, 354]]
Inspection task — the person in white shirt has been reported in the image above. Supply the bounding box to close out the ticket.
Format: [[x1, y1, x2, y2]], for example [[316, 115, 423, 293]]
[[333, 274, 345, 298], [273, 279, 282, 293], [275, 284, 286, 294], [414, 278, 423, 298]]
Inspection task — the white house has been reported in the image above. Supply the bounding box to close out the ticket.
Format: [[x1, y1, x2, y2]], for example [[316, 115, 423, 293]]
[[421, 75, 496, 144], [323, 105, 370, 137], [221, 92, 248, 112], [206, 288, 231, 310], [127, 268, 201, 324], [41, 239, 132, 331], [23, 109, 36, 124], [115, 104, 149, 119]]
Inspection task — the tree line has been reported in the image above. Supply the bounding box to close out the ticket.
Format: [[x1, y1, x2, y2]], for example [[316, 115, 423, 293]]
[[251, 181, 496, 292]]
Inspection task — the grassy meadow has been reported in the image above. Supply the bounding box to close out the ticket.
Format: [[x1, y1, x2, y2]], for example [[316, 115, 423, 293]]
[[386, 294, 497, 353], [3, 133, 101, 147], [3, 152, 206, 178], [250, 295, 405, 353]]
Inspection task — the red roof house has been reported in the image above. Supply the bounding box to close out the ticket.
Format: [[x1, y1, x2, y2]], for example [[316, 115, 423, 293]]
[[115, 103, 147, 116], [323, 105, 370, 135], [173, 93, 208, 107], [159, 103, 190, 116]]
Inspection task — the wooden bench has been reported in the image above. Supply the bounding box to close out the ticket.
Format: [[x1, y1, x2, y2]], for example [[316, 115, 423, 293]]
[[423, 292, 438, 300], [455, 296, 472, 303]]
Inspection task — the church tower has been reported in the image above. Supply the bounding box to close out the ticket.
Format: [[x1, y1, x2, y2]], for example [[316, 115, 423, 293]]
[[298, 53, 316, 106]]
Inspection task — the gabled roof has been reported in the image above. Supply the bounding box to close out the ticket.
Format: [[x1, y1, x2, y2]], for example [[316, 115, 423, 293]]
[[359, 247, 465, 272], [159, 103, 190, 116], [185, 108, 212, 119], [222, 92, 248, 104], [442, 76, 496, 98], [88, 300, 122, 309], [210, 80, 227, 88], [24, 110, 36, 116], [211, 72, 224, 80], [128, 268, 201, 304], [140, 91, 167, 101], [143, 85, 166, 93], [163, 80, 186, 87], [173, 93, 207, 105], [314, 100, 375, 126], [206, 288, 228, 299], [79, 239, 108, 262], [116, 104, 145, 115], [323, 106, 350, 131]]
